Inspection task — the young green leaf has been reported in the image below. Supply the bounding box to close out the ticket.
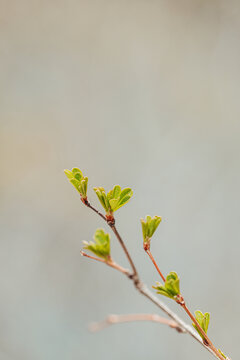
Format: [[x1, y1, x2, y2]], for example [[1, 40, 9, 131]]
[[192, 310, 210, 339], [83, 229, 111, 260], [94, 185, 133, 214], [94, 187, 110, 213], [153, 282, 175, 299], [153, 271, 180, 299], [141, 215, 162, 243], [165, 271, 180, 297], [112, 185, 121, 199], [64, 167, 88, 199]]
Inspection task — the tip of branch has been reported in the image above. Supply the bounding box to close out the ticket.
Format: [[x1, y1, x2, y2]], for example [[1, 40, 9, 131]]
[[88, 322, 102, 332]]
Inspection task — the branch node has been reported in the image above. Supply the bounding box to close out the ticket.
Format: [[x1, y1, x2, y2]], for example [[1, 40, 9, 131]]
[[143, 240, 150, 251], [106, 217, 115, 226], [80, 196, 89, 205], [176, 294, 185, 306]]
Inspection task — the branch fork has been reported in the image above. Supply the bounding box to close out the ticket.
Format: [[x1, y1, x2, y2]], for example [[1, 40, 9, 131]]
[[81, 201, 223, 359], [64, 168, 230, 360], [89, 313, 184, 333]]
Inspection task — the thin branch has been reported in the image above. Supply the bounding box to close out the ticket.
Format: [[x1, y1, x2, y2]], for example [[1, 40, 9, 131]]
[[80, 249, 205, 345], [110, 224, 139, 282], [85, 201, 107, 222], [135, 283, 207, 346], [80, 249, 206, 344], [146, 249, 166, 282], [89, 313, 184, 333], [82, 200, 220, 359], [182, 303, 225, 360], [80, 251, 131, 278], [85, 200, 139, 282], [143, 249, 226, 360]]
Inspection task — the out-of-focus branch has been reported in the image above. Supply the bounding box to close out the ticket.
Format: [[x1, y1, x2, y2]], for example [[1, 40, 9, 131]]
[[89, 313, 184, 333]]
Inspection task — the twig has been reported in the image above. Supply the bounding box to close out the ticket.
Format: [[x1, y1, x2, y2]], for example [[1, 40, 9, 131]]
[[83, 200, 220, 359], [81, 249, 210, 347], [182, 302, 225, 360], [85, 201, 106, 222], [80, 249, 206, 343], [80, 251, 131, 278], [85, 200, 139, 282], [146, 249, 166, 282], [110, 224, 139, 283], [89, 313, 184, 333], [145, 249, 226, 360]]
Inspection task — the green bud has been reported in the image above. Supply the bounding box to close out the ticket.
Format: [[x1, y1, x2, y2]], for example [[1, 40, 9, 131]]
[[83, 229, 111, 260], [141, 215, 162, 244], [94, 187, 111, 213], [153, 271, 180, 299], [192, 310, 210, 339], [64, 167, 88, 199], [94, 185, 133, 214]]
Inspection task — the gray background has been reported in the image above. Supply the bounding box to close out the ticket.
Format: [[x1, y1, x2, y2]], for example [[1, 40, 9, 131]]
[[0, 1, 239, 359]]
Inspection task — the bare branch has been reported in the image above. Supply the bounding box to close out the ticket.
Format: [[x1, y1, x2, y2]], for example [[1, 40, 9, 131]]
[[85, 201, 106, 222], [80, 251, 131, 278], [89, 313, 184, 333], [110, 224, 139, 282], [145, 249, 166, 282]]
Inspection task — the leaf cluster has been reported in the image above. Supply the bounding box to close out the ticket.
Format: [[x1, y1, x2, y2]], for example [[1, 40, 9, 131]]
[[83, 229, 111, 260], [192, 310, 210, 339], [64, 168, 88, 198], [153, 271, 180, 299], [141, 215, 162, 243], [94, 185, 133, 214]]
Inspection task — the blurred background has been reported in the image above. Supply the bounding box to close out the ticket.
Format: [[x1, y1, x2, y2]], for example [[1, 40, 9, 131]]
[[0, 1, 239, 359]]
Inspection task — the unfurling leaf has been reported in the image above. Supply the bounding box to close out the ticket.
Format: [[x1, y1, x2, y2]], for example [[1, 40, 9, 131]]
[[153, 271, 180, 299], [165, 272, 180, 296], [94, 185, 133, 215], [141, 215, 162, 244], [192, 310, 210, 340], [94, 187, 110, 212], [64, 167, 88, 199], [83, 229, 110, 260]]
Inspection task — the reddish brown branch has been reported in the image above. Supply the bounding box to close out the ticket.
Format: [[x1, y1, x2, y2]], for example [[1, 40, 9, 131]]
[[143, 246, 226, 360], [84, 201, 107, 222], [181, 303, 225, 360], [146, 249, 166, 282]]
